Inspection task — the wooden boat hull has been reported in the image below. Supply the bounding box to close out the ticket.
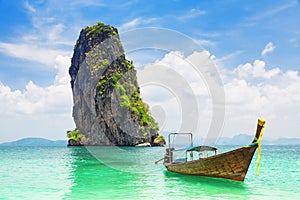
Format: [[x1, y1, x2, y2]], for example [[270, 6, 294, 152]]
[[164, 145, 257, 181]]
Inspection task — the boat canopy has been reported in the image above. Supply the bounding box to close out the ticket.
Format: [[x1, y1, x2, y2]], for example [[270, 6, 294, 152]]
[[174, 145, 217, 152]]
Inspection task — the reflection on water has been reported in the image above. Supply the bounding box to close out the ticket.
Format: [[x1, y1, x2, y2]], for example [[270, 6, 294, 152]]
[[163, 171, 249, 199], [65, 146, 173, 199], [64, 146, 251, 200], [65, 147, 144, 199]]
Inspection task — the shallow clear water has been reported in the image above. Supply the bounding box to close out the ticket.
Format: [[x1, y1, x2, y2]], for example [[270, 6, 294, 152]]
[[0, 145, 299, 199]]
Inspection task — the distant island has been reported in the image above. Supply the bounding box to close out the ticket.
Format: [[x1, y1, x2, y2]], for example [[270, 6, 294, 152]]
[[158, 132, 300, 146], [1, 134, 300, 146], [0, 138, 67, 147], [216, 134, 300, 145]]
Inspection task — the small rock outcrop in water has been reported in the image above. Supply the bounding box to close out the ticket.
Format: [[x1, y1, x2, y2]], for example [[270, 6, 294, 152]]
[[152, 135, 166, 146], [68, 22, 163, 146]]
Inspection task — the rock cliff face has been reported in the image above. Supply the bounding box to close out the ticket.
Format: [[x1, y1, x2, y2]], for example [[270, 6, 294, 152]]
[[69, 22, 162, 146]]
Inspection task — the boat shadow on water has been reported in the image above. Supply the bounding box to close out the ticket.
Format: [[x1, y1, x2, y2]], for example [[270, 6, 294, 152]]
[[163, 170, 247, 190], [162, 170, 252, 199]]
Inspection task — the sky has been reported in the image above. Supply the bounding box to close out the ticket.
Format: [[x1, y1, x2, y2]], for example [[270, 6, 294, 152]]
[[0, 0, 300, 143]]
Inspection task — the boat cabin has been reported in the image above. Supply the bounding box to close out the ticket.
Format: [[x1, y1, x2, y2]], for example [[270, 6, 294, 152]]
[[164, 133, 218, 164]]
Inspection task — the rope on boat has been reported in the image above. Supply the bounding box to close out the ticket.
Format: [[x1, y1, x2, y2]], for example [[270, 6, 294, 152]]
[[155, 157, 164, 164], [256, 119, 266, 176], [244, 118, 266, 176]]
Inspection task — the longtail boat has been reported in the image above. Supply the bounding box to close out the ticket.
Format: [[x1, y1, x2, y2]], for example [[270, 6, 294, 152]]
[[157, 118, 266, 181]]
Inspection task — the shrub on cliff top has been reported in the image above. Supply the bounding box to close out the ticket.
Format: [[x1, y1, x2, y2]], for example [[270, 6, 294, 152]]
[[84, 22, 117, 41]]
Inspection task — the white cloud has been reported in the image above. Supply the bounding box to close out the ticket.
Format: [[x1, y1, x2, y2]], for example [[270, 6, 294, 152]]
[[1, 49, 299, 142], [8, 1, 77, 53], [247, 1, 297, 21], [234, 59, 280, 79], [0, 42, 70, 66], [194, 39, 215, 47], [24, 0, 36, 13], [25, 18, 74, 46], [0, 55, 72, 115], [145, 51, 216, 91], [120, 18, 141, 29], [20, 1, 74, 46], [68, 0, 106, 7], [0, 55, 73, 142], [119, 18, 159, 31], [0, 55, 72, 116], [261, 42, 276, 56], [137, 51, 218, 140], [48, 24, 65, 42], [215, 50, 244, 64], [222, 59, 300, 139], [136, 51, 300, 139], [197, 32, 220, 38], [54, 55, 72, 85], [178, 9, 206, 21]]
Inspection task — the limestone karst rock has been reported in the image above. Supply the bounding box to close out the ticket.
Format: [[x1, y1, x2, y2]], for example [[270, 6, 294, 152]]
[[68, 22, 163, 146]]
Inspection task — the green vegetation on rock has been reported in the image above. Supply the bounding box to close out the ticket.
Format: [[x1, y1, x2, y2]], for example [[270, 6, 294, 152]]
[[125, 60, 134, 70], [97, 71, 124, 98], [97, 57, 159, 136], [154, 135, 166, 144], [67, 129, 87, 142], [129, 91, 158, 130], [84, 22, 117, 40]]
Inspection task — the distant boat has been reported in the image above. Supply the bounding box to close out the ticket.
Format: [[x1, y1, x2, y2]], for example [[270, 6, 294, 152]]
[[156, 119, 266, 181]]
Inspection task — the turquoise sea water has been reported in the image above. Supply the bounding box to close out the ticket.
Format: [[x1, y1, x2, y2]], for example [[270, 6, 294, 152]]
[[0, 145, 299, 199]]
